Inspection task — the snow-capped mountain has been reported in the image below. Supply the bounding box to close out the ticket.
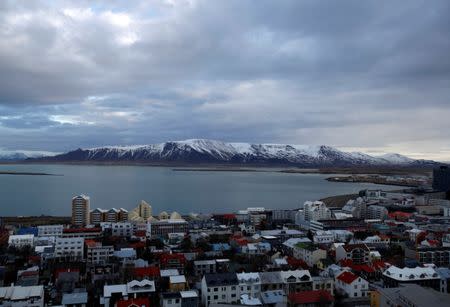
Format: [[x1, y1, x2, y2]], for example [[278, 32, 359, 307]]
[[27, 139, 440, 167], [0, 150, 58, 161]]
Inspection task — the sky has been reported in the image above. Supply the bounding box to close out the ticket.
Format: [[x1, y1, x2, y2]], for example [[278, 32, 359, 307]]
[[0, 0, 450, 160]]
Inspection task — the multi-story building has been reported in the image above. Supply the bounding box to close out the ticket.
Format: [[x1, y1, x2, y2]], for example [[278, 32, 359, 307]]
[[71, 195, 90, 227], [279, 270, 313, 295], [110, 222, 133, 237], [335, 271, 369, 298], [62, 227, 102, 239], [342, 197, 367, 218], [312, 276, 334, 295], [55, 237, 84, 260], [147, 219, 189, 237], [102, 280, 156, 306], [336, 244, 370, 265], [90, 208, 107, 225], [382, 266, 440, 291], [433, 165, 450, 192], [271, 209, 296, 222], [161, 290, 199, 307], [293, 243, 327, 267], [85, 240, 114, 265], [237, 272, 261, 299], [37, 225, 63, 237], [366, 205, 388, 220], [8, 234, 35, 248], [201, 273, 239, 307], [0, 285, 44, 307], [128, 200, 153, 222], [416, 248, 450, 266], [313, 230, 334, 244], [301, 201, 332, 221], [90, 208, 128, 224], [194, 260, 216, 276]]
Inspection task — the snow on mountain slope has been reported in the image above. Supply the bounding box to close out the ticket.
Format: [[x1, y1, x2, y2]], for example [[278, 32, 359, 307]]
[[376, 153, 415, 164], [28, 139, 439, 167], [0, 150, 58, 161]]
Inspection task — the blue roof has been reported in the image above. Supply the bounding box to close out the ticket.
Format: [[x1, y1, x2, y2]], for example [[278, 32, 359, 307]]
[[211, 243, 231, 251], [436, 268, 450, 279], [17, 227, 38, 236]]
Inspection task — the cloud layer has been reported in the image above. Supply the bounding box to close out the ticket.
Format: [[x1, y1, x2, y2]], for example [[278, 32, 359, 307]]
[[1, 0, 450, 160]]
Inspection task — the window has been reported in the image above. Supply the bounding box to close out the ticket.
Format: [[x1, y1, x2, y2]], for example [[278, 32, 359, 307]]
[[354, 285, 358, 289], [354, 293, 357, 297], [214, 288, 218, 292], [213, 295, 218, 300]]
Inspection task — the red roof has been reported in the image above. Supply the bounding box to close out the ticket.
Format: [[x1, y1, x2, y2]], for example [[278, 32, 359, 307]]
[[337, 271, 359, 284], [160, 253, 186, 265], [223, 214, 236, 219], [134, 230, 146, 237], [287, 257, 309, 269], [85, 239, 100, 248], [129, 241, 146, 249], [117, 297, 150, 307], [352, 264, 375, 273], [63, 227, 102, 233], [133, 266, 160, 278], [389, 211, 412, 220], [288, 290, 334, 304]]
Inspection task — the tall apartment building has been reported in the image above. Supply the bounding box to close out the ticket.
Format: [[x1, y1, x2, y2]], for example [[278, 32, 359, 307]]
[[128, 200, 153, 222], [72, 195, 90, 227], [433, 166, 450, 192], [366, 205, 388, 220]]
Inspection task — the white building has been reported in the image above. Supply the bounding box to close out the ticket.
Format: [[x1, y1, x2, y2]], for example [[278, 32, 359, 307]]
[[55, 237, 84, 260], [241, 242, 271, 255], [111, 222, 133, 237], [293, 244, 327, 267], [201, 273, 239, 307], [406, 228, 425, 242], [86, 241, 114, 265], [279, 270, 312, 294], [366, 205, 388, 220], [342, 198, 367, 218], [8, 234, 34, 249], [302, 201, 332, 221], [363, 235, 390, 244], [161, 290, 199, 307], [313, 230, 334, 244], [237, 272, 261, 299], [329, 230, 354, 243], [37, 225, 63, 237], [0, 285, 44, 307], [335, 271, 369, 298]]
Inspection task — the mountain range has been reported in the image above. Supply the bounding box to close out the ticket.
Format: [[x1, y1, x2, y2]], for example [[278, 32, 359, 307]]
[[22, 139, 440, 167]]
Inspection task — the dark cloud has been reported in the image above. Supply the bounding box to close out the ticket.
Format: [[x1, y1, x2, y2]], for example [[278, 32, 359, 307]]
[[0, 0, 450, 160]]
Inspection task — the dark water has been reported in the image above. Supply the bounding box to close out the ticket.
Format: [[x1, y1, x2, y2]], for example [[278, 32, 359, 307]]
[[0, 164, 395, 216]]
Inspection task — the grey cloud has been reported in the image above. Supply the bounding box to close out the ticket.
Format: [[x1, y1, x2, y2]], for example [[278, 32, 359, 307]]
[[0, 0, 450, 159]]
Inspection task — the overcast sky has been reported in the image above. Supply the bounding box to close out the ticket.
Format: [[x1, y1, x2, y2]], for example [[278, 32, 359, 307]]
[[1, 0, 450, 160]]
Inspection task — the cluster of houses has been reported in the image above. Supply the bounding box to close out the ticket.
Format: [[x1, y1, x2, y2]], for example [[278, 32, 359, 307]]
[[0, 187, 450, 306]]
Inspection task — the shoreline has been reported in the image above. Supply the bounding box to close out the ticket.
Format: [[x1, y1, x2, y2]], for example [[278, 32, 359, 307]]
[[0, 171, 60, 176]]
